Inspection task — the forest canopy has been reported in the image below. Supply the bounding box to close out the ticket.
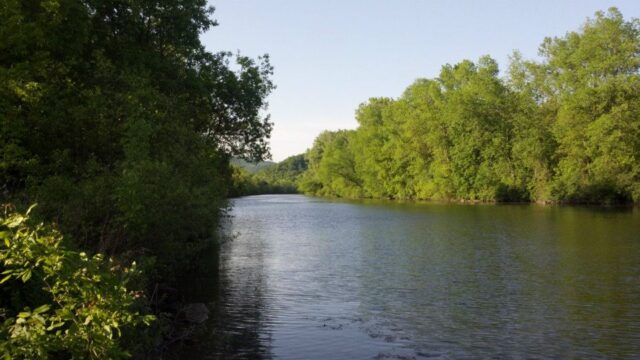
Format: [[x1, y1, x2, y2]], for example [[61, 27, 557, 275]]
[[300, 8, 640, 204]]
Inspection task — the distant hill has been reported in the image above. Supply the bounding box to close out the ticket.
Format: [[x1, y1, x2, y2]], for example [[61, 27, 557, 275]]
[[230, 158, 276, 173], [229, 154, 309, 196]]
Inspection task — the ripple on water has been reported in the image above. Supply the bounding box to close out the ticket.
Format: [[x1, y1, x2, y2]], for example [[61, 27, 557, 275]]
[[190, 195, 640, 359]]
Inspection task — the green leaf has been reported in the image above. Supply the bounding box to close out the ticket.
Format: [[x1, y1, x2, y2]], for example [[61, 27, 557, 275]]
[[33, 314, 46, 324], [103, 324, 112, 337], [26, 204, 37, 215], [46, 322, 65, 331], [21, 269, 31, 282], [33, 304, 50, 314], [6, 215, 24, 228]]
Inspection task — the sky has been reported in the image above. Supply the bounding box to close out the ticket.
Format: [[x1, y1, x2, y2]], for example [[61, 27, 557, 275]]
[[202, 1, 640, 161]]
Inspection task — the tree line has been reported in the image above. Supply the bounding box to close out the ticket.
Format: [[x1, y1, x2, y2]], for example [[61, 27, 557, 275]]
[[230, 154, 308, 196], [1, 0, 272, 357], [300, 8, 640, 204]]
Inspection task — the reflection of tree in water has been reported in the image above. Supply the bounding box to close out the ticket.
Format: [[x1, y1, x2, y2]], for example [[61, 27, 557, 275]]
[[172, 239, 274, 359], [354, 204, 640, 358]]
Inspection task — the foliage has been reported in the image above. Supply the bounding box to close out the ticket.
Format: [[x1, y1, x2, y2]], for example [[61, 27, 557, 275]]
[[230, 158, 276, 174], [0, 206, 153, 359], [0, 0, 273, 271], [301, 8, 640, 204], [231, 154, 308, 196], [530, 8, 640, 203], [0, 0, 274, 355]]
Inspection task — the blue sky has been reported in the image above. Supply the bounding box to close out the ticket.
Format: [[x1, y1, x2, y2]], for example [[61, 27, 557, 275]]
[[202, 1, 640, 161]]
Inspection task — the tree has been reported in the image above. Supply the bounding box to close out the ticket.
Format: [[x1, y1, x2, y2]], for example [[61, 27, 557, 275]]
[[302, 8, 640, 205], [525, 8, 640, 202], [0, 0, 274, 265]]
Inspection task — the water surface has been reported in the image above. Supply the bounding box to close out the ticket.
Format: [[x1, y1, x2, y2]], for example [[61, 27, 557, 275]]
[[193, 195, 640, 359]]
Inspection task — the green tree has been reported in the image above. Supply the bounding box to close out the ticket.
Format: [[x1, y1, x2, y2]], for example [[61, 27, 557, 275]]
[[438, 57, 525, 201], [525, 8, 640, 202], [351, 98, 395, 198], [229, 154, 308, 196], [0, 0, 274, 268], [302, 8, 640, 205]]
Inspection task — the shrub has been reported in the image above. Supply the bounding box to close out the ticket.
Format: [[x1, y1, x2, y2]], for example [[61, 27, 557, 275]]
[[0, 206, 153, 359]]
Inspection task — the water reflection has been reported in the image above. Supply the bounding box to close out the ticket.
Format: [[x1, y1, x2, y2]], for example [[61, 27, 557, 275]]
[[174, 225, 274, 359], [187, 195, 640, 359]]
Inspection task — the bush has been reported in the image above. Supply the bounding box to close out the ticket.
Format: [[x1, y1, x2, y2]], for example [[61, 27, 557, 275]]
[[0, 206, 154, 359]]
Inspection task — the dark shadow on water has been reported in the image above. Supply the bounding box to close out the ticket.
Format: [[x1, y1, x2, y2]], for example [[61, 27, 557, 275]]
[[169, 242, 273, 360]]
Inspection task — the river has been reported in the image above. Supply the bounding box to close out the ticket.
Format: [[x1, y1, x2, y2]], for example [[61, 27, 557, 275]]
[[184, 194, 640, 359]]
